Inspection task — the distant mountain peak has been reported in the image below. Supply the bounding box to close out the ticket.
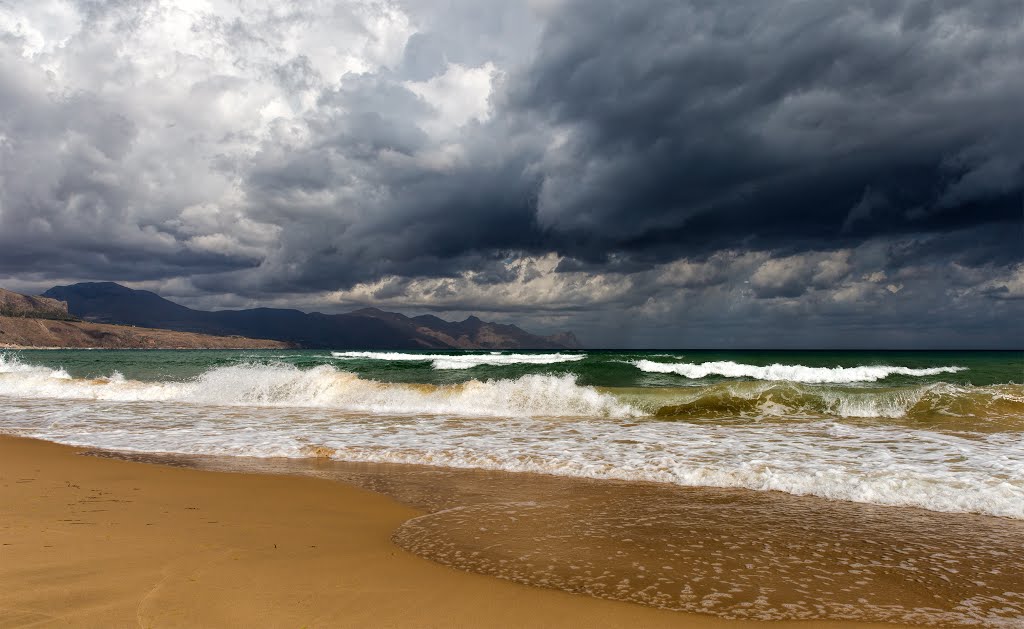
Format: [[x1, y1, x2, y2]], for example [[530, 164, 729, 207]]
[[43, 282, 192, 326], [47, 281, 143, 296], [545, 331, 582, 349]]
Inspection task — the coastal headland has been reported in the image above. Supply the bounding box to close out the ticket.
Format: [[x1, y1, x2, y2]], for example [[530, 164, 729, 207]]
[[0, 287, 289, 349], [0, 315, 290, 350]]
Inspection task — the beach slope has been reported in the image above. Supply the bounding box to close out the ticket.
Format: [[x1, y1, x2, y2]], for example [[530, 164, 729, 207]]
[[0, 436, 902, 628]]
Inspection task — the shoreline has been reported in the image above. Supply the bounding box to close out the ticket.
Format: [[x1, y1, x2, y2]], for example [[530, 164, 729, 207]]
[[99, 447, 1024, 627], [0, 434, 907, 628]]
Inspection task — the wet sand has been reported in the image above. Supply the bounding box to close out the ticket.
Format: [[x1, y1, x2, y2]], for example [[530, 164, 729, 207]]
[[123, 451, 1024, 627], [0, 435, 911, 628], [8, 436, 1021, 628]]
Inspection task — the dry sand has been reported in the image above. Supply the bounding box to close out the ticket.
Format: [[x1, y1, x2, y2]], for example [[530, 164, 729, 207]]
[[0, 435, 899, 628]]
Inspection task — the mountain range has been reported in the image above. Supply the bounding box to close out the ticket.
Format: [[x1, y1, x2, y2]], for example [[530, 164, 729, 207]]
[[40, 283, 581, 350]]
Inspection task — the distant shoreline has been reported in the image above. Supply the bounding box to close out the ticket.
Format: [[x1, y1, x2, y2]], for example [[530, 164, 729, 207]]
[[1, 345, 287, 351]]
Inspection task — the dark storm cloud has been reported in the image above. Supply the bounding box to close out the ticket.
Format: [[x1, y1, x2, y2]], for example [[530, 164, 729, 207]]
[[511, 0, 1024, 260], [0, 0, 1021, 346], [227, 0, 1024, 290]]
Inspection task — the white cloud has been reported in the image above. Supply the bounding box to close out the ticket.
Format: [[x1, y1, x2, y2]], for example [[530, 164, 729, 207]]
[[406, 61, 497, 136]]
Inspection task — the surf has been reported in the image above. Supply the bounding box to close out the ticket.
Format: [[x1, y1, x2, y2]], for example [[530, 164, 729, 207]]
[[3, 352, 1018, 423], [3, 351, 1022, 520], [330, 351, 586, 370], [635, 380, 1024, 429], [632, 359, 967, 383], [0, 354, 636, 419]]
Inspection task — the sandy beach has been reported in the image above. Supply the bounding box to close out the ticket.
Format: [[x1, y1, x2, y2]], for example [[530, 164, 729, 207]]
[[0, 435, 915, 629]]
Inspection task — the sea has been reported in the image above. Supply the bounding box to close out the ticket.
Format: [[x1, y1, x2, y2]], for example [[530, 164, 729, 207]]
[[2, 348, 1023, 625]]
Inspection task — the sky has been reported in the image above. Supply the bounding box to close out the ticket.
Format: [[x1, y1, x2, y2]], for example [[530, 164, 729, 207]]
[[0, 0, 1022, 348]]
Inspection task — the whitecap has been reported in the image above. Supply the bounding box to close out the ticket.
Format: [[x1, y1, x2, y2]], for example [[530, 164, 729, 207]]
[[331, 351, 586, 370], [633, 359, 966, 383], [0, 360, 635, 419]]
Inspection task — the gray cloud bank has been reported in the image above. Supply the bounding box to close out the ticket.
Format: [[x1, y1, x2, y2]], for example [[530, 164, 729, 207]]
[[1, 0, 1021, 346]]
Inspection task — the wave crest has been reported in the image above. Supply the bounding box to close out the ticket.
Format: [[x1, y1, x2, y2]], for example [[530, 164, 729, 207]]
[[0, 358, 637, 419], [646, 381, 1024, 427], [2, 353, 1021, 519], [633, 359, 966, 383], [331, 351, 586, 370]]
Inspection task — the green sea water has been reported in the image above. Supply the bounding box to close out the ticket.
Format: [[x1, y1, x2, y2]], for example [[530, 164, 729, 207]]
[[8, 348, 1021, 387], [1, 347, 1022, 520]]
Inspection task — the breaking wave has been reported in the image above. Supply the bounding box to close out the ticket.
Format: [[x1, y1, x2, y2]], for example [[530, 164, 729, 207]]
[[0, 354, 635, 419], [330, 350, 586, 370], [642, 380, 1024, 427], [2, 352, 1022, 519], [1, 353, 1016, 422], [633, 359, 967, 383]]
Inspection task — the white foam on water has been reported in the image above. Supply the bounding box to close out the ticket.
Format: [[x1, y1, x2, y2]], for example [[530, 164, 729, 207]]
[[0, 356, 634, 419], [0, 352, 71, 379], [331, 351, 586, 370], [1, 353, 1021, 520], [2, 396, 1020, 519], [633, 359, 967, 383], [819, 386, 929, 418]]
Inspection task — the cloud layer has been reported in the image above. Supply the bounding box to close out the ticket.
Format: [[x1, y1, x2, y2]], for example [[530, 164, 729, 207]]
[[1, 0, 1021, 346]]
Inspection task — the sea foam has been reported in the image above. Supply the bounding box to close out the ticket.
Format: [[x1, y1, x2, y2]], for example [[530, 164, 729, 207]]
[[2, 393, 1020, 519], [2, 353, 1022, 520], [633, 359, 967, 383], [0, 356, 635, 419], [331, 351, 586, 370]]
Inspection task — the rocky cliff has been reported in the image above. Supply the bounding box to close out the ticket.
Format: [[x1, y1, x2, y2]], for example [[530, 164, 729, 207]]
[[0, 288, 75, 320], [0, 316, 291, 349]]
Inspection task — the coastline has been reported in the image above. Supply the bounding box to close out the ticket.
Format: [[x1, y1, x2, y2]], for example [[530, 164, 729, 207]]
[[1, 345, 279, 350], [0, 435, 905, 628]]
